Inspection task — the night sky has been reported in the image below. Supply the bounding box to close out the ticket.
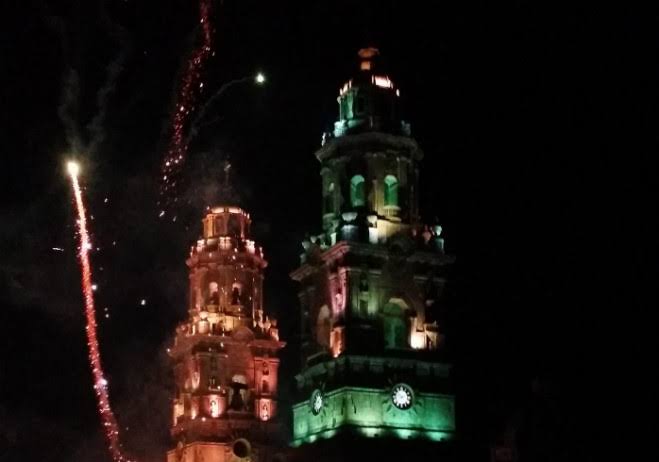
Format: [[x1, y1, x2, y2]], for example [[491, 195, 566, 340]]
[[0, 1, 651, 461]]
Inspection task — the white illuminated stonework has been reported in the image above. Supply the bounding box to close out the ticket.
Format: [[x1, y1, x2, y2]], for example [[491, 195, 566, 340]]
[[391, 384, 413, 410]]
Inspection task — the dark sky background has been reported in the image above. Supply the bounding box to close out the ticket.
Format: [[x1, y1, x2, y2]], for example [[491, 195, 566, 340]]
[[0, 1, 651, 461]]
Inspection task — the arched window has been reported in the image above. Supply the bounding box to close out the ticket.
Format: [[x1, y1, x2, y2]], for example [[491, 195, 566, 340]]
[[208, 282, 219, 305], [384, 175, 399, 207], [229, 374, 248, 411], [260, 401, 270, 421], [384, 316, 406, 348], [382, 300, 409, 349], [231, 282, 242, 305], [350, 175, 365, 207], [209, 399, 219, 417]]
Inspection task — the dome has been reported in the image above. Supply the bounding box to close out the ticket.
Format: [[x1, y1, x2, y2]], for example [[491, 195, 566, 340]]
[[329, 48, 411, 140]]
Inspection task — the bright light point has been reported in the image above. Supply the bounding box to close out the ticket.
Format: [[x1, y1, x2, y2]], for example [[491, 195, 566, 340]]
[[140, 299, 146, 306], [255, 72, 266, 84], [92, 284, 98, 291], [67, 161, 80, 177]]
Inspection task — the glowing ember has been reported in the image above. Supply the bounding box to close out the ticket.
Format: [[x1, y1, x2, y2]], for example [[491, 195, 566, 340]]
[[67, 163, 132, 462], [159, 0, 214, 213]]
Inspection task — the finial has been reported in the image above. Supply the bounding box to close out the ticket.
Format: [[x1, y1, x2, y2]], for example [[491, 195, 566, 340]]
[[358, 47, 379, 71], [358, 47, 379, 59], [217, 159, 239, 204]]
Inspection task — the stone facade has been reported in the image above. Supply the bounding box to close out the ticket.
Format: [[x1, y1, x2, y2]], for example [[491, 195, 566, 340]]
[[290, 48, 456, 454], [168, 206, 285, 462]]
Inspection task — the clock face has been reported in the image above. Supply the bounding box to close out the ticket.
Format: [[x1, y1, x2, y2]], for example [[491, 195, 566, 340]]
[[310, 389, 324, 415], [391, 384, 413, 410]]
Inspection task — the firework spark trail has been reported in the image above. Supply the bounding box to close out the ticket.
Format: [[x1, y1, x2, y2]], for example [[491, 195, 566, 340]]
[[184, 76, 251, 146], [40, 8, 83, 154], [58, 67, 83, 153], [68, 163, 132, 462], [42, 1, 131, 158], [88, 2, 131, 157], [160, 0, 214, 213]]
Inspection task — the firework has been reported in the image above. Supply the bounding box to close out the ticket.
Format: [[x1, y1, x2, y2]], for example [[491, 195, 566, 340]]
[[67, 161, 132, 462], [160, 0, 214, 214], [185, 73, 266, 146]]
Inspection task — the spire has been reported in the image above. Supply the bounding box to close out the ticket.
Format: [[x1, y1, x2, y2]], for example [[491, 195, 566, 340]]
[[216, 158, 240, 206], [358, 47, 380, 72]]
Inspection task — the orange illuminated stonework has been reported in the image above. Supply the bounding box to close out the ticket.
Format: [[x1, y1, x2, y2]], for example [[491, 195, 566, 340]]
[[167, 205, 285, 462]]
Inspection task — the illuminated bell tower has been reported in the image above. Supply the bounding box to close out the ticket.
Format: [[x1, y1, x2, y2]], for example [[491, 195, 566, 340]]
[[290, 48, 455, 456], [168, 205, 285, 462]]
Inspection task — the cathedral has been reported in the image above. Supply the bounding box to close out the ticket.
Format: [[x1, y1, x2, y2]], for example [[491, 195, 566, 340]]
[[167, 205, 286, 462], [168, 48, 455, 462]]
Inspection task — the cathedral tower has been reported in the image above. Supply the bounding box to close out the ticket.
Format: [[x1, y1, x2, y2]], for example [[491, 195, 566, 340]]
[[168, 205, 285, 462], [289, 48, 455, 458]]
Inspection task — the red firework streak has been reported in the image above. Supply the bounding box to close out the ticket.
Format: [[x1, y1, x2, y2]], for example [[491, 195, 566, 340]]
[[160, 0, 214, 211], [68, 163, 132, 462]]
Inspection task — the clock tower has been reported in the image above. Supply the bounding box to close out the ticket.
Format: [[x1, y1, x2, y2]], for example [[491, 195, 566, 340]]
[[289, 48, 456, 459]]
